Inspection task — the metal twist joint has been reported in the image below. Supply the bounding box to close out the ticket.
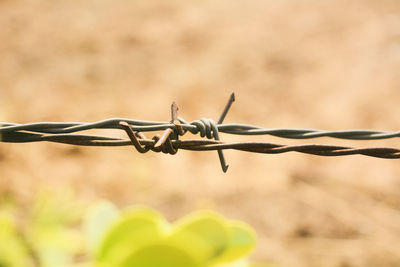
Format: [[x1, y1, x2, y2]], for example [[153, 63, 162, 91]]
[[119, 122, 177, 155], [119, 93, 235, 172]]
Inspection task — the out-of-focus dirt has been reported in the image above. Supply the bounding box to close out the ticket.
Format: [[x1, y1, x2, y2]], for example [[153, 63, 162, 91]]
[[1, 1, 400, 266]]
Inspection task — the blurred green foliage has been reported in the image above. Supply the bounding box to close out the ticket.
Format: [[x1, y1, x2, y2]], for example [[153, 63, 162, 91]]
[[86, 203, 257, 267], [0, 194, 274, 267], [0, 210, 32, 267], [0, 191, 83, 267]]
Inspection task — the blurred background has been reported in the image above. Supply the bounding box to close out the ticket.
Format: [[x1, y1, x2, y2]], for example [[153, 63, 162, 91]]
[[1, 0, 400, 266]]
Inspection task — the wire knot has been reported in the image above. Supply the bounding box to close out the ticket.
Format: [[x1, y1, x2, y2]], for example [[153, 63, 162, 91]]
[[120, 93, 235, 172], [192, 118, 217, 139], [152, 129, 178, 155], [119, 122, 178, 155]]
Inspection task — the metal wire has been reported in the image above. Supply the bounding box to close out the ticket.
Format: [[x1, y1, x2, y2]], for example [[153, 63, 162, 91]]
[[2, 119, 400, 140], [1, 93, 400, 171]]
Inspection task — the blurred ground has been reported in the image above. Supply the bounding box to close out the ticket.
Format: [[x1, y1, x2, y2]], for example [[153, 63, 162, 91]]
[[1, 0, 400, 266]]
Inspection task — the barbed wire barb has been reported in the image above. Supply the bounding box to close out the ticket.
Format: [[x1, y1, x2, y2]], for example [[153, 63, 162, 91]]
[[1, 93, 400, 172]]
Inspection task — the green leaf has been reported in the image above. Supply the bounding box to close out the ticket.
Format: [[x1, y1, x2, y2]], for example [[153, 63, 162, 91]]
[[171, 210, 230, 263], [213, 221, 256, 264], [94, 207, 259, 267], [119, 243, 200, 267], [96, 206, 168, 265]]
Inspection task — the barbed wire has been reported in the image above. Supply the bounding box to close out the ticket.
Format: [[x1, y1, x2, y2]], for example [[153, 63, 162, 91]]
[[1, 93, 400, 172]]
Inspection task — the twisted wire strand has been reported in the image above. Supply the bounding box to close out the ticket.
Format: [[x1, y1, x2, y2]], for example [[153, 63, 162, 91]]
[[2, 130, 399, 159], [1, 91, 400, 167], [1, 119, 400, 140]]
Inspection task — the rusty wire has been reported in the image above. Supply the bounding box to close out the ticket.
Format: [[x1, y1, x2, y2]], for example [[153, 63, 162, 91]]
[[1, 93, 400, 172]]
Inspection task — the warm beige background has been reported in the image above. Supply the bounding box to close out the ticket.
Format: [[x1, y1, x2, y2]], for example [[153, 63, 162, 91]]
[[1, 0, 400, 266]]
